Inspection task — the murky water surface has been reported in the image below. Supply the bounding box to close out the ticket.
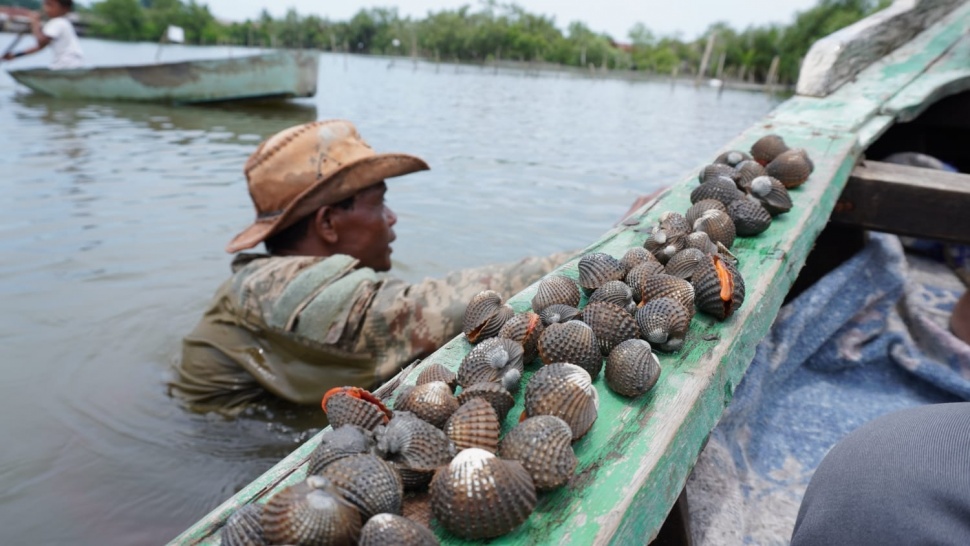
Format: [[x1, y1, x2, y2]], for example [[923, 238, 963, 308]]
[[0, 33, 779, 545]]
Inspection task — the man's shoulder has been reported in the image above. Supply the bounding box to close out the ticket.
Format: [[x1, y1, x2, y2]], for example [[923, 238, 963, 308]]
[[42, 17, 72, 37]]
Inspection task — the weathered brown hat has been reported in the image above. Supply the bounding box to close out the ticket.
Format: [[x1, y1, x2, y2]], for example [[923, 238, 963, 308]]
[[226, 120, 429, 253]]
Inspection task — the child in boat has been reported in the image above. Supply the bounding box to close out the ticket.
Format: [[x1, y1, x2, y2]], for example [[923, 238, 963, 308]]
[[2, 0, 84, 70]]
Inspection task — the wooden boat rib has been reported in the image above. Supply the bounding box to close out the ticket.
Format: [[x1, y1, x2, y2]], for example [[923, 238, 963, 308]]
[[8, 50, 318, 104], [170, 1, 970, 544]]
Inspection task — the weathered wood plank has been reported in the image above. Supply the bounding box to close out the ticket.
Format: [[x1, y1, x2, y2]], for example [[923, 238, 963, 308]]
[[797, 0, 962, 98], [882, 30, 970, 122], [833, 160, 970, 243]]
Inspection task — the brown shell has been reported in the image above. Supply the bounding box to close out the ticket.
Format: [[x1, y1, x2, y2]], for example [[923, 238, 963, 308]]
[[698, 163, 737, 184], [394, 381, 459, 429], [715, 149, 753, 167], [686, 199, 727, 227], [750, 134, 789, 166], [318, 454, 404, 521], [659, 211, 691, 236], [588, 280, 636, 314], [577, 252, 625, 291], [308, 424, 375, 476], [498, 312, 544, 364], [430, 448, 536, 540], [638, 273, 695, 312], [222, 503, 265, 546], [619, 246, 658, 274], [692, 254, 746, 320], [643, 226, 685, 264], [538, 303, 581, 326], [525, 363, 599, 441], [663, 248, 707, 281], [500, 415, 578, 491], [625, 261, 666, 302], [373, 413, 457, 490], [635, 297, 691, 353], [359, 513, 439, 546], [443, 397, 500, 453], [416, 363, 457, 392], [581, 301, 640, 357], [692, 208, 737, 248], [457, 337, 524, 391], [690, 175, 744, 206], [456, 382, 515, 422], [531, 275, 581, 313], [261, 476, 362, 546], [727, 198, 772, 236], [765, 148, 813, 188], [537, 320, 602, 378], [732, 160, 767, 191], [325, 392, 390, 431], [462, 290, 503, 343], [605, 339, 662, 397], [685, 231, 719, 255], [749, 175, 793, 215]]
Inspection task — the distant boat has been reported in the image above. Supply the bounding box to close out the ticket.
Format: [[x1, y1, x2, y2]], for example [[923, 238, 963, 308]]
[[7, 50, 319, 104]]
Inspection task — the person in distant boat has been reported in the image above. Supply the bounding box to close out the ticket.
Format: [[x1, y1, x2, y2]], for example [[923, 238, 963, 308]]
[[1, 0, 84, 70]]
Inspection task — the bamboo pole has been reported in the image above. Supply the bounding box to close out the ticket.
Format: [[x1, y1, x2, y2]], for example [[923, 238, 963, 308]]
[[765, 55, 780, 95], [715, 51, 726, 80], [695, 32, 716, 86]]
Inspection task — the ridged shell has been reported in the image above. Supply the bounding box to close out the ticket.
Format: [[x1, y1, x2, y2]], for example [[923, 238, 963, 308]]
[[690, 175, 744, 206], [692, 209, 736, 248], [698, 163, 736, 184], [639, 273, 695, 312], [500, 415, 577, 491], [394, 381, 459, 429], [456, 382, 515, 422], [471, 304, 514, 344], [749, 175, 793, 215], [308, 425, 375, 476], [605, 339, 662, 397], [765, 148, 813, 188], [643, 226, 685, 264], [692, 254, 746, 320], [577, 252, 625, 291], [581, 301, 640, 357], [359, 513, 439, 546], [750, 134, 789, 166], [324, 390, 391, 431], [457, 337, 524, 390], [525, 363, 599, 441], [498, 312, 544, 364], [373, 413, 457, 490], [619, 247, 658, 274], [536, 320, 602, 378], [531, 275, 581, 313], [539, 303, 581, 326], [732, 160, 766, 191], [715, 149, 753, 167], [685, 231, 719, 255], [462, 290, 502, 343], [635, 297, 691, 353], [261, 476, 362, 546], [659, 211, 691, 236], [430, 448, 536, 540], [663, 248, 706, 281], [727, 198, 772, 236], [222, 503, 265, 546], [318, 454, 404, 521], [588, 280, 636, 314], [444, 397, 500, 453], [416, 363, 457, 392], [625, 261, 666, 302], [685, 199, 727, 227]]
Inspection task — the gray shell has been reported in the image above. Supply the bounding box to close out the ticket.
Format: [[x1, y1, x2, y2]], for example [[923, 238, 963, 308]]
[[765, 148, 813, 188], [443, 397, 501, 453], [698, 163, 737, 184], [531, 275, 581, 313], [644, 226, 685, 264], [456, 382, 515, 422], [638, 273, 695, 312], [308, 425, 375, 476], [462, 290, 504, 343], [524, 363, 599, 441], [359, 513, 439, 546], [537, 320, 602, 378], [416, 363, 457, 392], [635, 297, 691, 353], [732, 160, 767, 192], [457, 337, 525, 390], [659, 211, 691, 236], [581, 301, 640, 358], [500, 415, 578, 491], [577, 252, 625, 291], [625, 261, 666, 302], [619, 246, 658, 274], [373, 413, 457, 490], [539, 303, 582, 326], [692, 254, 746, 320], [750, 134, 789, 166], [749, 175, 793, 215], [221, 503, 265, 546], [605, 339, 662, 398], [324, 392, 389, 432], [663, 248, 707, 281], [261, 476, 362, 546], [685, 231, 719, 255], [727, 198, 772, 236], [715, 149, 753, 167], [394, 381, 459, 429], [498, 311, 544, 364], [588, 280, 636, 314], [318, 454, 404, 521], [685, 199, 727, 227], [692, 209, 737, 249], [690, 175, 745, 206]]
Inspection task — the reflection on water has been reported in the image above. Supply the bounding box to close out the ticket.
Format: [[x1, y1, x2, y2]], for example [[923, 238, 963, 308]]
[[0, 32, 781, 545]]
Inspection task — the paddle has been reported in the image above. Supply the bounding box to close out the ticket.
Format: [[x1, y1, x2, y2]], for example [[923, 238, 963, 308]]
[[1, 31, 28, 63]]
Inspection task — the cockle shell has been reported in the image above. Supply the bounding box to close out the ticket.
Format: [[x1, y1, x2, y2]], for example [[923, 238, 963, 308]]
[[581, 301, 640, 357], [749, 175, 793, 215], [536, 320, 602, 378], [462, 291, 513, 344], [498, 312, 544, 364], [444, 397, 500, 453], [727, 198, 772, 236], [261, 476, 362, 546], [638, 273, 695, 312], [318, 454, 404, 521], [578, 252, 626, 291], [715, 149, 753, 167], [643, 226, 685, 264], [699, 163, 736, 184], [359, 513, 439, 546], [625, 261, 666, 302], [222, 503, 265, 546], [732, 160, 767, 191], [499, 415, 578, 491], [692, 208, 737, 248], [765, 148, 813, 188], [619, 246, 658, 274], [750, 134, 789, 166], [605, 339, 662, 397], [690, 175, 744, 206], [659, 211, 691, 236], [588, 280, 636, 314], [692, 254, 746, 320], [373, 412, 457, 490], [531, 275, 581, 313], [635, 297, 691, 353], [456, 382, 515, 422], [539, 303, 581, 326], [685, 231, 719, 255], [322, 387, 392, 431], [394, 381, 459, 429], [308, 425, 375, 476], [416, 363, 457, 392], [663, 248, 707, 281], [686, 199, 727, 227], [525, 363, 599, 441], [430, 448, 536, 540], [457, 337, 524, 391]]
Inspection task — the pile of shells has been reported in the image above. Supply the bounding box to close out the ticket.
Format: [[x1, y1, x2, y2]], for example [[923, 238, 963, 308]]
[[219, 134, 812, 544]]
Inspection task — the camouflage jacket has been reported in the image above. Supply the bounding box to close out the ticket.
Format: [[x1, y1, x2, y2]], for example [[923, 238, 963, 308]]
[[171, 251, 572, 412]]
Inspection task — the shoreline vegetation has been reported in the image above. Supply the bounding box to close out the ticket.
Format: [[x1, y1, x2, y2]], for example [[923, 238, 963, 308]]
[[2, 0, 890, 87]]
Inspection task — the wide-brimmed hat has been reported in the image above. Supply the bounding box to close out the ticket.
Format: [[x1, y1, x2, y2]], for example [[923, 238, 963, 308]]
[[226, 120, 429, 253]]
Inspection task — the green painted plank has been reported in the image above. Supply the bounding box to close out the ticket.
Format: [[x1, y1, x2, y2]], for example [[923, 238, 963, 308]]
[[883, 30, 970, 122]]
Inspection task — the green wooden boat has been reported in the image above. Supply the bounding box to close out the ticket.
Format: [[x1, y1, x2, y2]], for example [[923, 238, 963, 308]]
[[170, 0, 970, 543], [8, 50, 318, 104]]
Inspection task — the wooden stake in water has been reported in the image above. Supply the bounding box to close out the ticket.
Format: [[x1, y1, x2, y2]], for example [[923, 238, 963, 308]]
[[696, 32, 717, 86]]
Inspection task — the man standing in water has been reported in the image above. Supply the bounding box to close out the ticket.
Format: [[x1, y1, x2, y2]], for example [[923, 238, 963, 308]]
[[171, 120, 582, 413], [2, 0, 84, 69]]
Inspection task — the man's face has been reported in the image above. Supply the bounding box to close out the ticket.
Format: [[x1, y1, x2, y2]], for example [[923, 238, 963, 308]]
[[43, 0, 67, 18], [334, 182, 397, 272]]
